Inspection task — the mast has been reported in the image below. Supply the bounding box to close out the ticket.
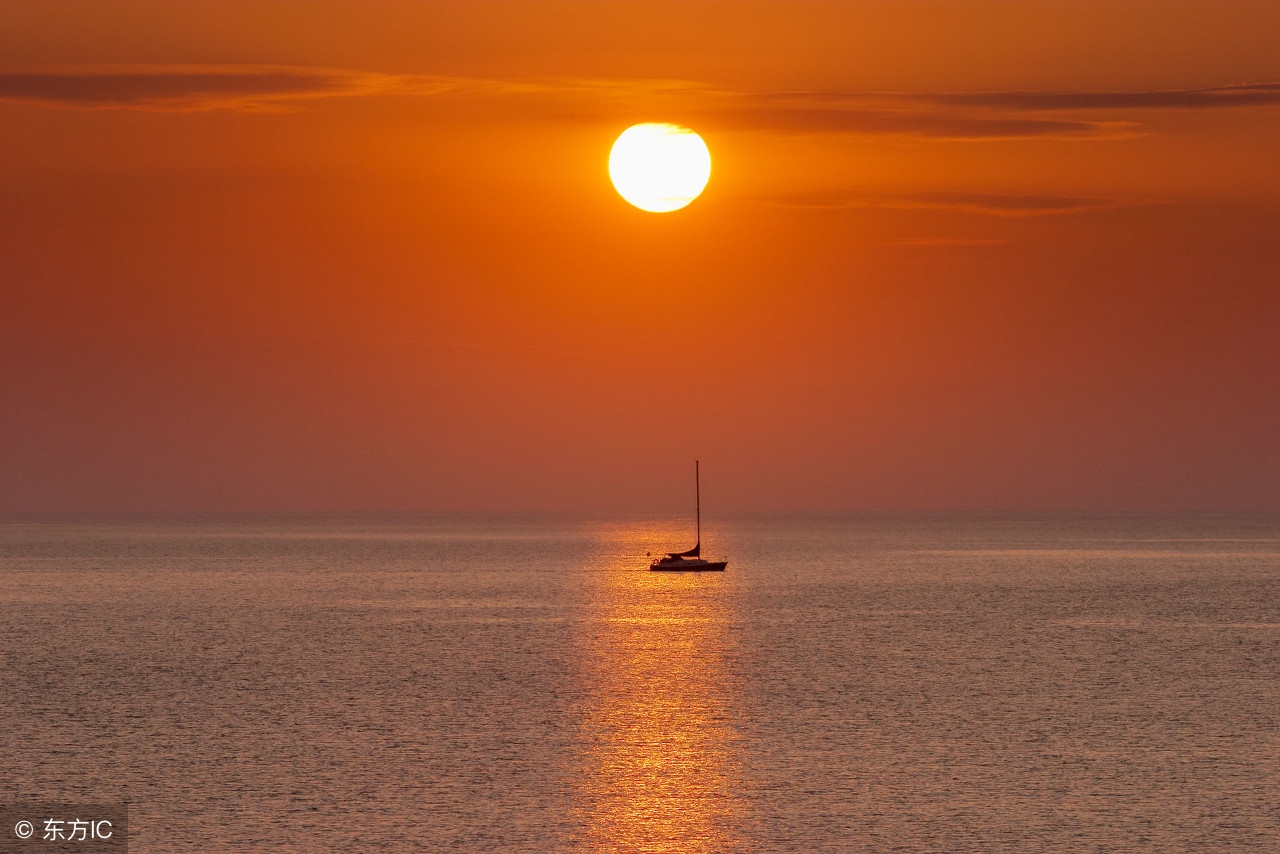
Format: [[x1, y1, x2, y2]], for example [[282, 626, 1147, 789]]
[[695, 459, 701, 546]]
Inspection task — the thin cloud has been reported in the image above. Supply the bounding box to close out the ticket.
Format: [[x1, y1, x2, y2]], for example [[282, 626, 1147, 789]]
[[752, 82, 1280, 112], [6, 66, 1279, 142], [0, 65, 690, 113], [698, 83, 1280, 140], [0, 64, 418, 111], [702, 105, 1134, 140], [892, 237, 1012, 247], [766, 192, 1145, 217], [914, 82, 1280, 111]]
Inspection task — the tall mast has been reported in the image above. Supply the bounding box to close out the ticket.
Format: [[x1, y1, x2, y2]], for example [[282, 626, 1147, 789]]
[[695, 459, 701, 545]]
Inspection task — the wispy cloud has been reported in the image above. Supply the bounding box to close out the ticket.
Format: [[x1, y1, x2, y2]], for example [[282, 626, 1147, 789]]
[[0, 64, 682, 112], [0, 64, 418, 111], [704, 83, 1280, 140], [766, 192, 1146, 217], [910, 83, 1280, 111], [701, 104, 1134, 140], [4, 65, 1278, 142], [892, 237, 1012, 247]]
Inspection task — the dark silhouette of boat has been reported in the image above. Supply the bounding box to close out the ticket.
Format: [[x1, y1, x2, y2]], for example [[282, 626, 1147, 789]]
[[650, 461, 728, 572]]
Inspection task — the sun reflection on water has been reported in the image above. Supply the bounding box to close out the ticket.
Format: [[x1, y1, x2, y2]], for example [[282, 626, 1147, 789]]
[[576, 538, 740, 852]]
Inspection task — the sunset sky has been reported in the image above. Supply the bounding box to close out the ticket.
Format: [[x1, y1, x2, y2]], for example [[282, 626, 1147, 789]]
[[3, 1, 1279, 514]]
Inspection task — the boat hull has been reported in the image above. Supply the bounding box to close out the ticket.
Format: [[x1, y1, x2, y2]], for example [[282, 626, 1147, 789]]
[[649, 559, 728, 572]]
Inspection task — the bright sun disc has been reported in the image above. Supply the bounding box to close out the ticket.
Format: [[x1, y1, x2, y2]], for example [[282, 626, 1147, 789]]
[[609, 123, 711, 213]]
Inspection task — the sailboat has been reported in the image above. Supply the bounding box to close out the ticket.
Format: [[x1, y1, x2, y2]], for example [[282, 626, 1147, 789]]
[[649, 460, 728, 572]]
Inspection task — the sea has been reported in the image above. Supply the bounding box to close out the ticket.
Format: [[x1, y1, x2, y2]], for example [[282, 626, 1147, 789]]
[[2, 514, 1278, 852]]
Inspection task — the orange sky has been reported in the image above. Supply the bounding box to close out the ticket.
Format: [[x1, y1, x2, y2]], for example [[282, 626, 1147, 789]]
[[2, 1, 1279, 513]]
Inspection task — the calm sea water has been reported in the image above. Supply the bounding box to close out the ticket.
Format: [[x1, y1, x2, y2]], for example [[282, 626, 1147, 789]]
[[2, 515, 1278, 852]]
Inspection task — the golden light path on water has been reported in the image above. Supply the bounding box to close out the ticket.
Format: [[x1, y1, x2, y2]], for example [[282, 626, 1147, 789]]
[[575, 528, 740, 852]]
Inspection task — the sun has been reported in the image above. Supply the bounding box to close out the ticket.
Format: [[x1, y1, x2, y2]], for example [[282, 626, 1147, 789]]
[[608, 123, 711, 213]]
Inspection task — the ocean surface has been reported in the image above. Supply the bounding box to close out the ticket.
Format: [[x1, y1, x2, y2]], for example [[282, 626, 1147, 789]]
[[2, 514, 1279, 852]]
